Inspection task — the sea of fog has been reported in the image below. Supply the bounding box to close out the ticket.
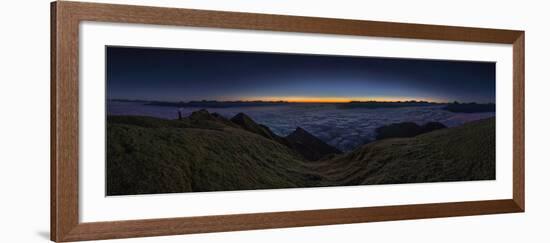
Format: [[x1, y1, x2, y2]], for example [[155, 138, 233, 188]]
[[108, 101, 495, 151]]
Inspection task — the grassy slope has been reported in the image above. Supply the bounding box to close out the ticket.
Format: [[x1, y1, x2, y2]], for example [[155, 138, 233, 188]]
[[107, 115, 495, 195], [313, 117, 495, 185], [107, 116, 323, 195]]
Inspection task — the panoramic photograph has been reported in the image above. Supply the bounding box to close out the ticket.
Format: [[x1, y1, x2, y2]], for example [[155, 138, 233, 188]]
[[106, 46, 496, 196]]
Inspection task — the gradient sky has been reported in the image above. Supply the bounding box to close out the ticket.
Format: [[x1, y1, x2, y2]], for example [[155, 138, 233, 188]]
[[106, 46, 496, 103]]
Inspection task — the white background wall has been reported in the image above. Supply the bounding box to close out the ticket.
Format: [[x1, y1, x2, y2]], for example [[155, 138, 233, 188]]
[[0, 0, 548, 242]]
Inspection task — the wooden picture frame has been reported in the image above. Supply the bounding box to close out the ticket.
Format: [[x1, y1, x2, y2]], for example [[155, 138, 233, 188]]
[[51, 1, 525, 242]]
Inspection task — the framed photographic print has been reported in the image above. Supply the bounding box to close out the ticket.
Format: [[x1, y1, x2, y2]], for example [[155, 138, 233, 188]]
[[51, 1, 525, 242]]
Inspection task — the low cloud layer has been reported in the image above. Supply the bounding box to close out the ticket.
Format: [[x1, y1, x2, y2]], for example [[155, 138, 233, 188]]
[[109, 102, 495, 151]]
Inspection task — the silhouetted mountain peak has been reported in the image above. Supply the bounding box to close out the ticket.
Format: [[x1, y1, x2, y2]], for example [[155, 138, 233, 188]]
[[293, 126, 308, 133], [231, 112, 255, 125], [289, 127, 313, 137], [231, 112, 280, 141], [190, 110, 341, 162], [286, 126, 341, 161], [189, 109, 213, 120], [187, 109, 236, 128]]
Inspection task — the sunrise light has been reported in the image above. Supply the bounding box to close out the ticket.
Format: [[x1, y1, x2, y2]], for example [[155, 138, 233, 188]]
[[237, 96, 444, 103]]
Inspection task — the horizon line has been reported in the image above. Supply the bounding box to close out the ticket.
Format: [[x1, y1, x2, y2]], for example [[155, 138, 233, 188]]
[[109, 98, 495, 104]]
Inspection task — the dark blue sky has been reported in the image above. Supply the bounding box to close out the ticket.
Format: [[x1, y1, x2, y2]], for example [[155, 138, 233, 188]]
[[106, 46, 495, 103]]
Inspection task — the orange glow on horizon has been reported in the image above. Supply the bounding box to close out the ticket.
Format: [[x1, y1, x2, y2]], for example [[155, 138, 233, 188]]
[[235, 96, 445, 103]]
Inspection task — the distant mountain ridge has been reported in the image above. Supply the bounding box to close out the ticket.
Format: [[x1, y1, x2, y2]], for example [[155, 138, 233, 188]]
[[146, 100, 289, 108], [338, 100, 438, 109], [111, 99, 496, 113], [137, 99, 441, 109]]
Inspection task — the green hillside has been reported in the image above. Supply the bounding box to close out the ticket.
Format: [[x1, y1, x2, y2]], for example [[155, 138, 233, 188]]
[[314, 117, 495, 186], [107, 111, 495, 195], [107, 113, 323, 195]]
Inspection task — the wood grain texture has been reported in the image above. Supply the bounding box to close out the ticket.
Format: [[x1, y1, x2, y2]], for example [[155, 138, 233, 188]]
[[59, 1, 523, 43], [62, 199, 521, 242], [51, 1, 525, 242], [51, 1, 80, 241], [513, 33, 525, 211], [50, 2, 57, 241]]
